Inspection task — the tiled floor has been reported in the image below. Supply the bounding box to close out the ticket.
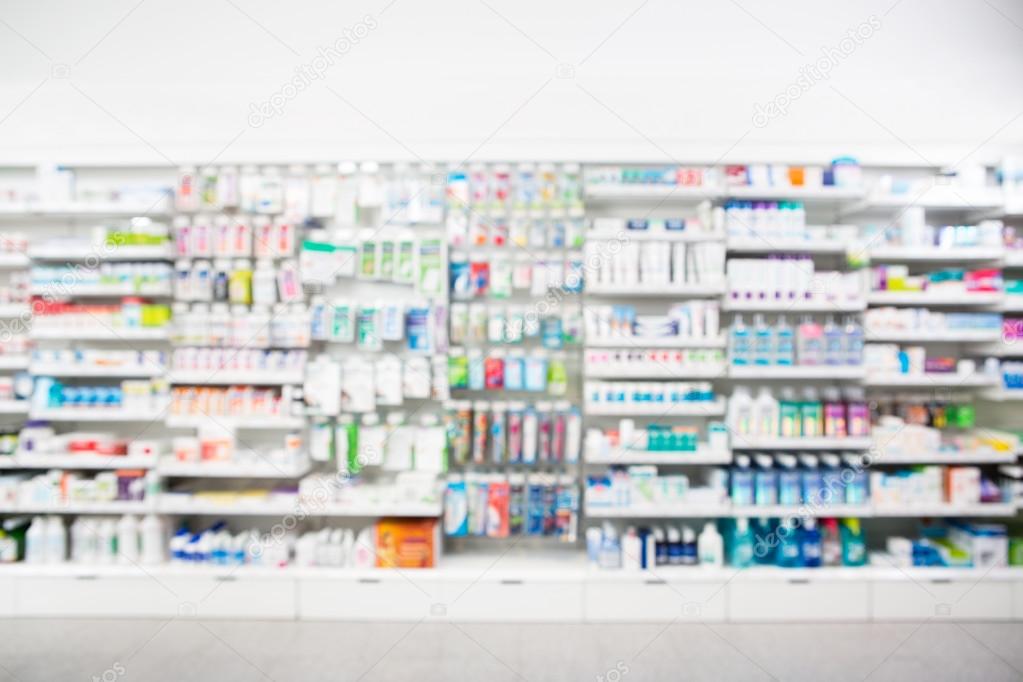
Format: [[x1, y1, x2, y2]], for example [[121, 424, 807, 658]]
[[0, 619, 1021, 681]]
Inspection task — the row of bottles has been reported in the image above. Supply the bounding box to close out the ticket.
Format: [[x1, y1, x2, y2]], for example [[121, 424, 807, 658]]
[[731, 314, 864, 366]]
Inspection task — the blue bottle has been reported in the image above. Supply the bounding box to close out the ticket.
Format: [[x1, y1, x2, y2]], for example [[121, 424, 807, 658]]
[[751, 517, 776, 565], [777, 455, 802, 506], [776, 519, 802, 568], [731, 314, 752, 366], [775, 315, 795, 366], [754, 455, 778, 506], [800, 518, 822, 568], [729, 518, 756, 568], [823, 315, 844, 365], [730, 455, 755, 506], [753, 314, 774, 366]]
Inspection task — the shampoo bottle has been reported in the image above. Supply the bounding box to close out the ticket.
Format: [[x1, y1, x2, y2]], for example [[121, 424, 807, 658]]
[[698, 522, 724, 567], [840, 518, 867, 567], [729, 518, 755, 568], [800, 518, 822, 568]]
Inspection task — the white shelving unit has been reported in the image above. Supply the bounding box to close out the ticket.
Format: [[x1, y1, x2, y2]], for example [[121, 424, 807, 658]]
[[586, 282, 726, 297], [0, 454, 157, 470], [731, 437, 873, 450], [29, 408, 168, 422], [727, 238, 850, 254], [728, 365, 865, 380], [165, 414, 306, 429], [584, 365, 727, 379], [585, 335, 727, 348], [723, 297, 866, 312], [864, 329, 1002, 343], [584, 400, 727, 417], [28, 244, 175, 261], [864, 372, 998, 388], [167, 370, 305, 385], [157, 459, 312, 478], [867, 246, 1004, 262], [29, 364, 164, 378], [867, 291, 1003, 306], [584, 447, 731, 465], [30, 327, 169, 341]]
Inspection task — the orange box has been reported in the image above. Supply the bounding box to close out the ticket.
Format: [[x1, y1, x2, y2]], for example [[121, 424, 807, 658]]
[[375, 518, 439, 568]]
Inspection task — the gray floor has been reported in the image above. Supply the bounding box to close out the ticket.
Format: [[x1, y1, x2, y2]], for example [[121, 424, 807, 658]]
[[0, 619, 1021, 681]]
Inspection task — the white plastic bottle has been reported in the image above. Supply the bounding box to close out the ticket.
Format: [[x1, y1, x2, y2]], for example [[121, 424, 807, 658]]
[[753, 386, 780, 437], [117, 515, 140, 565], [46, 516, 66, 564], [697, 522, 724, 567], [26, 516, 46, 564], [727, 386, 755, 437], [140, 514, 164, 565], [621, 526, 642, 570], [97, 519, 116, 564]]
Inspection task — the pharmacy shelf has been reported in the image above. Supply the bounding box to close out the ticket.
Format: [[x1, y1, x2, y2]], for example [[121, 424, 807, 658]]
[[726, 238, 850, 254], [840, 187, 1006, 216], [864, 329, 1002, 343], [0, 500, 156, 514], [728, 365, 865, 380], [722, 297, 866, 312], [165, 414, 306, 430], [979, 388, 1023, 402], [587, 227, 724, 243], [29, 283, 172, 298], [863, 372, 997, 388], [0, 252, 29, 267], [731, 437, 873, 451], [1003, 251, 1023, 267], [0, 356, 29, 370], [867, 291, 1003, 307], [730, 504, 870, 518], [0, 201, 171, 217], [586, 282, 726, 297], [584, 503, 732, 518], [29, 364, 164, 378], [28, 244, 174, 261], [28, 407, 167, 422], [585, 336, 727, 349], [584, 447, 731, 465], [584, 365, 727, 380], [1001, 297, 1023, 313], [725, 185, 864, 202], [0, 401, 30, 414], [870, 503, 1017, 518], [158, 495, 442, 517], [584, 184, 722, 201], [0, 304, 30, 318], [0, 453, 157, 469], [584, 399, 726, 417], [872, 450, 1018, 465], [157, 459, 312, 478], [29, 327, 169, 341], [867, 246, 1004, 262], [167, 370, 305, 385]]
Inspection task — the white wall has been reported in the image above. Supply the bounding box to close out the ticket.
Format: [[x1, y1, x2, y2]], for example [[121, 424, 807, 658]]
[[1, 0, 1022, 166]]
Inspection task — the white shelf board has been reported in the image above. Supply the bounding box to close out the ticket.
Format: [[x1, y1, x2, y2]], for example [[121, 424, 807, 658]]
[[584, 503, 732, 518], [29, 408, 166, 422], [867, 246, 1003, 262], [1003, 250, 1023, 267], [725, 185, 864, 202], [0, 201, 171, 217], [168, 370, 305, 385], [731, 504, 869, 518], [864, 329, 1002, 343], [867, 291, 1003, 307], [728, 365, 865, 380], [723, 297, 866, 312], [29, 283, 172, 298], [585, 448, 731, 465], [841, 187, 1006, 215], [979, 388, 1023, 402], [584, 365, 727, 380], [158, 495, 441, 517], [584, 184, 722, 201], [0, 453, 157, 469], [0, 253, 29, 267], [29, 364, 164, 378], [870, 503, 1017, 518], [587, 228, 724, 243], [0, 356, 29, 370], [585, 335, 727, 349], [0, 401, 29, 414], [0, 304, 30, 318], [872, 450, 1018, 465], [586, 282, 725, 297], [731, 437, 873, 450], [166, 414, 305, 429], [28, 244, 174, 261], [726, 238, 850, 254], [157, 459, 312, 478], [0, 500, 156, 514], [585, 399, 726, 417], [1000, 297, 1023, 312], [864, 372, 997, 388], [30, 327, 169, 341]]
